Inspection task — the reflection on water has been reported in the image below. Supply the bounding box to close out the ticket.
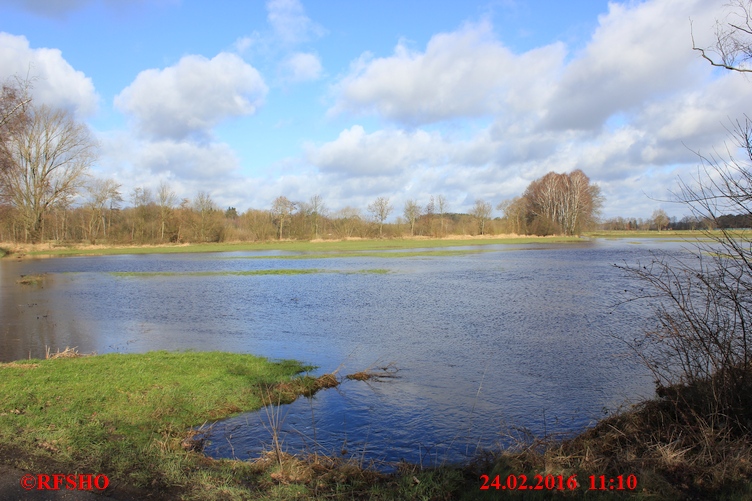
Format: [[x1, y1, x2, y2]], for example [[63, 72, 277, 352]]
[[0, 240, 681, 466]]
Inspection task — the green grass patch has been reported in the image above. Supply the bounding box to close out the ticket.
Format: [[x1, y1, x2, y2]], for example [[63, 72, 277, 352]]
[[15, 273, 48, 285], [20, 236, 582, 258], [585, 229, 729, 240], [352, 268, 389, 274], [0, 351, 311, 493]]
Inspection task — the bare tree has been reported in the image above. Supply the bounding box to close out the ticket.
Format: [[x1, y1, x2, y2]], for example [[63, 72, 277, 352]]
[[0, 77, 31, 139], [435, 194, 448, 237], [368, 196, 393, 238], [271, 196, 296, 240], [302, 194, 326, 239], [0, 104, 96, 243], [403, 199, 420, 236], [621, 5, 752, 434], [193, 191, 218, 242], [470, 199, 492, 235], [621, 124, 752, 430], [129, 186, 153, 242], [84, 177, 121, 243], [520, 170, 602, 235], [332, 206, 362, 238], [652, 208, 670, 231], [498, 197, 529, 235], [157, 180, 176, 242], [692, 0, 752, 73]]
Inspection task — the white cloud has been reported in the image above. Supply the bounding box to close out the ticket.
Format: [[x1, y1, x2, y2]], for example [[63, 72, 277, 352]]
[[281, 52, 323, 82], [306, 125, 450, 177], [96, 132, 259, 208], [330, 21, 565, 125], [266, 0, 325, 45], [315, 0, 752, 219], [541, 0, 718, 131], [0, 32, 98, 116], [114, 52, 267, 140]]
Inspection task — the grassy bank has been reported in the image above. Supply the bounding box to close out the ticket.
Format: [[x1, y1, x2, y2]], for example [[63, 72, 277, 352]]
[[0, 351, 318, 498], [584, 229, 747, 240], [0, 235, 581, 259], [1, 351, 750, 499]]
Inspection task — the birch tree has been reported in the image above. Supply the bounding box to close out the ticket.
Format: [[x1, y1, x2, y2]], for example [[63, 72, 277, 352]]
[[522, 170, 602, 235], [157, 180, 176, 241], [403, 199, 420, 236], [470, 199, 492, 235], [368, 196, 392, 238], [271, 195, 296, 240]]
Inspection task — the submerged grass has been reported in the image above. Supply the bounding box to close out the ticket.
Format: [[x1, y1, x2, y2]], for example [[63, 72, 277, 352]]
[[15, 273, 47, 285], [110, 269, 324, 278], [223, 248, 497, 259], [108, 268, 389, 278]]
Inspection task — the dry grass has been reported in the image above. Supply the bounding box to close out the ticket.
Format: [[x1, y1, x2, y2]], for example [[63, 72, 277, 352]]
[[345, 363, 400, 382], [481, 394, 752, 499], [44, 346, 95, 359], [15, 273, 46, 285]]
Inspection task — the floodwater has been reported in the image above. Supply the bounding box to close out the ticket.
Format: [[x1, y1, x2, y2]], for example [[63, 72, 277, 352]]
[[0, 239, 685, 468]]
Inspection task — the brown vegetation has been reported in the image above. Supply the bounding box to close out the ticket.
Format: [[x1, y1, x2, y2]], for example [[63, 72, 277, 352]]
[[481, 371, 752, 499], [499, 169, 602, 236]]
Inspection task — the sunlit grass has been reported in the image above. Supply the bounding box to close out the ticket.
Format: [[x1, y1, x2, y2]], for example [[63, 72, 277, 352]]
[[18, 235, 583, 258], [0, 351, 310, 488], [585, 229, 735, 240]]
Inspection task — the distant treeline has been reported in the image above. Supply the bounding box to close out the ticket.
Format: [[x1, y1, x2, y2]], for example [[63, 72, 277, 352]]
[[600, 212, 752, 231], [0, 166, 605, 244]]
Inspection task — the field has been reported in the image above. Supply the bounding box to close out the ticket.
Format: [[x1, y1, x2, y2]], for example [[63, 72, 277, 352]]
[[0, 234, 584, 259]]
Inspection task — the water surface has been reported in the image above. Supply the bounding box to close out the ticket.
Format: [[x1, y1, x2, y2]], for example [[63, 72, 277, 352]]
[[0, 239, 681, 467]]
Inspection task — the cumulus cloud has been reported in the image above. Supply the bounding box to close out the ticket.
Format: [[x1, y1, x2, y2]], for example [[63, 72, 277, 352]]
[[306, 125, 452, 176], [541, 0, 718, 131], [281, 52, 323, 82], [0, 32, 98, 115], [114, 52, 267, 140], [266, 0, 325, 45], [330, 21, 565, 125], [96, 131, 258, 207], [314, 0, 751, 219]]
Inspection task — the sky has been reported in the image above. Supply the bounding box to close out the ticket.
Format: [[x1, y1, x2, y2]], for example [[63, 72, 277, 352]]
[[0, 0, 749, 220]]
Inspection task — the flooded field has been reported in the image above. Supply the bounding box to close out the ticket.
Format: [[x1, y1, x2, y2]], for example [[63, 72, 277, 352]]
[[0, 239, 679, 467]]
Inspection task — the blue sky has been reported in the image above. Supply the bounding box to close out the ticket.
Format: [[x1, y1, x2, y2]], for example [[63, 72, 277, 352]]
[[1, 0, 749, 220]]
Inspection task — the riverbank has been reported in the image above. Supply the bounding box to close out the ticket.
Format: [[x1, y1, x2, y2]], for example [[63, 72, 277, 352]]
[[0, 230, 730, 260], [0, 235, 582, 259], [1, 351, 750, 500]]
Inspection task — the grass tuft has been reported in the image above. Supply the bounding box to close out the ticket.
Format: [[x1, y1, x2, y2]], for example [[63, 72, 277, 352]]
[[15, 273, 47, 285]]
